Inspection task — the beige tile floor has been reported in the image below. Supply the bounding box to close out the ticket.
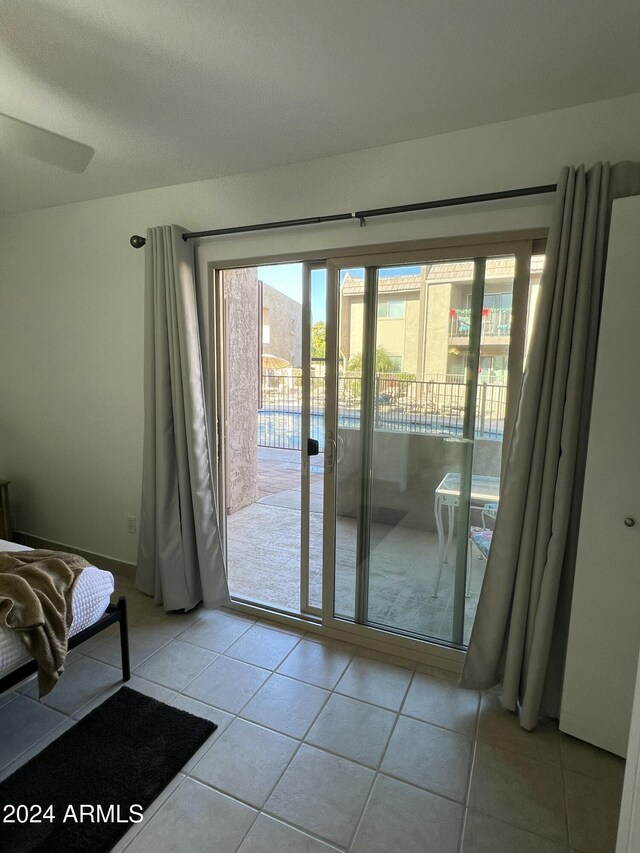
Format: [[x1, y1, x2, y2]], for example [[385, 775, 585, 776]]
[[0, 577, 625, 853]]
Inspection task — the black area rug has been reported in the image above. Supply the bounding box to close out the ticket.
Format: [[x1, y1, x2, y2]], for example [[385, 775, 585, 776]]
[[0, 686, 217, 853]]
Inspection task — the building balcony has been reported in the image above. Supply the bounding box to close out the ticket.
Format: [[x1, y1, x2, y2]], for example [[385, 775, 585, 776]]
[[449, 307, 512, 340]]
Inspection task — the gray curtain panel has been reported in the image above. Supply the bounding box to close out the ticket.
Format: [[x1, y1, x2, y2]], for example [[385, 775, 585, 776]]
[[460, 162, 640, 730], [136, 225, 230, 612]]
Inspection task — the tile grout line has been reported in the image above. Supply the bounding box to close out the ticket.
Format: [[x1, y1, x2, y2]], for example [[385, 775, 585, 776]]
[[463, 805, 575, 851], [257, 804, 349, 852], [343, 769, 378, 853], [343, 671, 412, 851], [131, 650, 221, 693], [119, 774, 198, 853], [458, 690, 483, 853], [236, 658, 354, 851], [173, 617, 272, 696], [0, 715, 71, 778], [192, 647, 411, 851], [559, 747, 573, 851], [365, 767, 471, 811], [85, 633, 175, 672], [116, 774, 187, 853], [468, 692, 573, 849]]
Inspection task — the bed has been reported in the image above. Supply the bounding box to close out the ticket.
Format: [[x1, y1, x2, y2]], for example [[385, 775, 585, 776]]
[[0, 539, 130, 695]]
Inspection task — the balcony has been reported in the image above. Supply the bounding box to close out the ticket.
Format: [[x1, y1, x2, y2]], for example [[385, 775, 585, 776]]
[[226, 446, 486, 644], [449, 307, 512, 340]]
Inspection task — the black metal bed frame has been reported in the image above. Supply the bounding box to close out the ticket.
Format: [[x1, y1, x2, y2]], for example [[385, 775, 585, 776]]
[[0, 596, 130, 695]]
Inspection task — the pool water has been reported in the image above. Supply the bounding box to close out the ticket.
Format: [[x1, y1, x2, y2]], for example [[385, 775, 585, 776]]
[[256, 408, 492, 452]]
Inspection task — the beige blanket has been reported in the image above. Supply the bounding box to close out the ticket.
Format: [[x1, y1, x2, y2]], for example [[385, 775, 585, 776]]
[[0, 549, 90, 696]]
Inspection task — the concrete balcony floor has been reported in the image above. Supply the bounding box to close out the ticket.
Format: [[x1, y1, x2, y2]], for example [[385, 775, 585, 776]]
[[226, 448, 484, 646]]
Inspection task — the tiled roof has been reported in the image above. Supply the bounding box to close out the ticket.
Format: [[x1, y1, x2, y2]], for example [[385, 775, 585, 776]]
[[342, 273, 421, 295], [425, 256, 544, 281], [342, 255, 544, 295]]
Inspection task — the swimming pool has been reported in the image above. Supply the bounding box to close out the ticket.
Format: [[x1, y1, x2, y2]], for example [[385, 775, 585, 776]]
[[257, 408, 501, 451], [257, 411, 329, 451]]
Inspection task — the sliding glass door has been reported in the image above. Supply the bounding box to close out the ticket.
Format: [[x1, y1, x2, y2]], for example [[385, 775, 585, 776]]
[[218, 262, 326, 616], [324, 243, 533, 647], [214, 236, 541, 653]]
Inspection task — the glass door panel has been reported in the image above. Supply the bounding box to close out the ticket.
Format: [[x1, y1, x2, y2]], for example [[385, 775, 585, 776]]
[[368, 261, 482, 645], [367, 265, 465, 642], [329, 255, 520, 648], [222, 262, 326, 616], [223, 264, 303, 611]]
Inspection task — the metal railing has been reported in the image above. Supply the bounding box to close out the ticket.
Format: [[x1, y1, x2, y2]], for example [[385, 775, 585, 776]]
[[257, 372, 507, 450], [449, 307, 512, 338]]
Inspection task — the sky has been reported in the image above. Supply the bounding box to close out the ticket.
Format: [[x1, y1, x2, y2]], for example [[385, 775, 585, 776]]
[[257, 263, 322, 322], [257, 263, 424, 325]]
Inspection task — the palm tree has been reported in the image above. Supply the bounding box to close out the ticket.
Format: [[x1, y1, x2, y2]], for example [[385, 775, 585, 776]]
[[346, 346, 396, 373]]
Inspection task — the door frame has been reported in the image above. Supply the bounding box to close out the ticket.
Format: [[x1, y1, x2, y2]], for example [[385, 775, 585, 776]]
[[205, 229, 544, 665]]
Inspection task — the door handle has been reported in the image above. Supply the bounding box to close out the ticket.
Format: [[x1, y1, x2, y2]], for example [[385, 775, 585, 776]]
[[326, 437, 336, 469], [307, 438, 320, 457], [337, 434, 344, 463]]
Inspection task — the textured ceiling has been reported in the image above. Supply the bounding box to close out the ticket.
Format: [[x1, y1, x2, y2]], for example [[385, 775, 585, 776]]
[[1, 0, 639, 214]]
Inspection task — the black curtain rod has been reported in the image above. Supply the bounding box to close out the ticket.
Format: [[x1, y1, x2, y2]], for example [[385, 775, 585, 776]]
[[129, 183, 557, 248]]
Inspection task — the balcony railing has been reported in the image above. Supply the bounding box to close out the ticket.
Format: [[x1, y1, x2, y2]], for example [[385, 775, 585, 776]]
[[258, 372, 507, 451], [449, 307, 512, 338]]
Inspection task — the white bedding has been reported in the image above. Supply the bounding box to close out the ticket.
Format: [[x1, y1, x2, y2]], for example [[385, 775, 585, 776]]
[[0, 539, 115, 674]]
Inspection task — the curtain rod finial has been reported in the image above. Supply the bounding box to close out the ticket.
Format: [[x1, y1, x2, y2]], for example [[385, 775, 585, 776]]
[[130, 234, 146, 249]]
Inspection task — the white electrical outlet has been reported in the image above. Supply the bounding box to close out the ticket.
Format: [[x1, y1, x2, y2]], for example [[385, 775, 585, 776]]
[[127, 516, 136, 534]]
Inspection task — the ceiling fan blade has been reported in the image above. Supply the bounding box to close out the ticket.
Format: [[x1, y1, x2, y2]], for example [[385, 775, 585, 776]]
[[0, 112, 94, 173]]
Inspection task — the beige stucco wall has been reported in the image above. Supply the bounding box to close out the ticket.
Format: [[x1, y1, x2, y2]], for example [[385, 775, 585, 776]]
[[262, 282, 303, 367], [347, 292, 422, 374], [346, 300, 364, 364], [375, 316, 404, 363], [373, 294, 420, 373], [225, 268, 259, 514], [401, 295, 421, 373], [424, 283, 452, 376]]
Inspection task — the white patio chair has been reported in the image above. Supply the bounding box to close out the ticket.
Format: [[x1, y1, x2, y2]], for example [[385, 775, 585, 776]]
[[466, 502, 498, 597]]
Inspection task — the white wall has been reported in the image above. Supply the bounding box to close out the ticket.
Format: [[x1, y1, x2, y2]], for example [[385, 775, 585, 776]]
[[0, 93, 639, 565]]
